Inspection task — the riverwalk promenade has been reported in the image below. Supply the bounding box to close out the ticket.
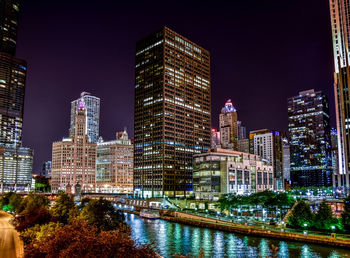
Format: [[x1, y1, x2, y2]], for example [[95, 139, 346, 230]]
[[123, 209, 350, 248]]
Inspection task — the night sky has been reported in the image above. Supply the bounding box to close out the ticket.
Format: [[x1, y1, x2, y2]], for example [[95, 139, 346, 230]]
[[17, 0, 334, 173]]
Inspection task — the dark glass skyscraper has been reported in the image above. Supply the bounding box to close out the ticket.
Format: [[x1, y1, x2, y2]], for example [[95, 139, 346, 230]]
[[0, 0, 32, 192], [329, 0, 350, 192], [288, 89, 332, 187], [134, 26, 211, 197]]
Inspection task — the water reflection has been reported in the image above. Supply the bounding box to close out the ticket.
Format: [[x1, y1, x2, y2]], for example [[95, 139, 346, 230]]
[[124, 213, 349, 258]]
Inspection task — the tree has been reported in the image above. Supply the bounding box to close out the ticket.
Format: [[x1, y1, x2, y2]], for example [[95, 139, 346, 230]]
[[0, 192, 22, 212], [51, 193, 76, 224], [315, 200, 337, 230], [20, 222, 62, 245], [16, 193, 50, 214], [24, 219, 159, 258], [79, 198, 125, 231], [342, 195, 350, 233], [288, 200, 314, 229]]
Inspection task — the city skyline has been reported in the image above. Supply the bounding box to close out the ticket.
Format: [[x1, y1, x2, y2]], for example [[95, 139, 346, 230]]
[[15, 0, 334, 173]]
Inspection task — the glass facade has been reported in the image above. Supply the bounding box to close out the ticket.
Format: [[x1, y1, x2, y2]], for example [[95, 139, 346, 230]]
[[70, 92, 100, 143], [0, 0, 19, 56], [134, 26, 211, 197], [288, 89, 332, 187]]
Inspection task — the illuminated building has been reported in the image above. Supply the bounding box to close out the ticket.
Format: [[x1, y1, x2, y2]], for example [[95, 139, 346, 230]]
[[0, 0, 32, 192], [237, 138, 249, 153], [219, 99, 238, 149], [96, 129, 133, 193], [51, 99, 97, 193], [249, 129, 284, 191], [70, 92, 100, 143], [134, 26, 211, 198], [0, 0, 19, 56], [237, 121, 246, 140], [288, 89, 332, 187], [329, 0, 350, 191], [193, 148, 274, 200], [210, 128, 220, 148], [41, 161, 52, 178], [282, 138, 290, 182], [331, 128, 339, 186]]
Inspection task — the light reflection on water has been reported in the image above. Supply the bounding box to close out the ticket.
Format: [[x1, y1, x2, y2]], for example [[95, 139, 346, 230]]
[[125, 213, 349, 258]]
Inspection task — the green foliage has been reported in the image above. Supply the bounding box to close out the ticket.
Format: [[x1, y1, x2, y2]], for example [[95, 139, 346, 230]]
[[0, 192, 22, 212], [314, 200, 338, 230], [51, 193, 76, 224], [342, 195, 350, 233], [20, 222, 62, 245], [79, 198, 125, 231], [288, 200, 314, 229], [17, 193, 50, 215]]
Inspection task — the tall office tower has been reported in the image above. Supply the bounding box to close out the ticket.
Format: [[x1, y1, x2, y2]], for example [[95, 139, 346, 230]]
[[329, 0, 350, 192], [219, 99, 238, 149], [249, 129, 284, 191], [282, 138, 290, 182], [210, 128, 220, 149], [96, 130, 133, 193], [0, 0, 32, 192], [41, 161, 52, 178], [0, 0, 19, 56], [237, 121, 247, 140], [134, 26, 211, 197], [331, 128, 339, 184], [70, 92, 100, 143], [51, 100, 97, 193], [288, 89, 332, 187]]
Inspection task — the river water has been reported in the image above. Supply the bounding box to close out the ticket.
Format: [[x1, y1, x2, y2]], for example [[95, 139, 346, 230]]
[[125, 213, 350, 258]]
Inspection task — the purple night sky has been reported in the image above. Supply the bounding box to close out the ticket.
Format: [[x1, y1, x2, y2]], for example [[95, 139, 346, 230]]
[[16, 0, 334, 173]]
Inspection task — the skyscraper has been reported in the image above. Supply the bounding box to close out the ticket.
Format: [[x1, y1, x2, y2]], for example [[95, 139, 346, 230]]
[[249, 129, 284, 191], [70, 92, 100, 143], [134, 26, 211, 197], [51, 99, 97, 193], [210, 128, 220, 149], [329, 0, 350, 192], [0, 0, 32, 192], [282, 138, 290, 183], [288, 89, 332, 187], [219, 99, 238, 149], [96, 130, 133, 193]]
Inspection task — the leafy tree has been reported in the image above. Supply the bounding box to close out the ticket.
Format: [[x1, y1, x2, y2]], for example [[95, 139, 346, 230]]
[[342, 195, 350, 233], [0, 192, 22, 212], [20, 222, 62, 245], [51, 193, 76, 224], [315, 200, 338, 230], [16, 193, 50, 214], [24, 219, 158, 258], [14, 206, 53, 232], [288, 200, 314, 229], [78, 197, 91, 210], [79, 198, 125, 231]]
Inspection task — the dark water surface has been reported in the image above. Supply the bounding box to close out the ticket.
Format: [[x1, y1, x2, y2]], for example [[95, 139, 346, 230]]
[[125, 213, 350, 258]]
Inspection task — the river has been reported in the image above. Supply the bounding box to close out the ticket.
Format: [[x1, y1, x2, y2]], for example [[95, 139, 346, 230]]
[[125, 213, 350, 258]]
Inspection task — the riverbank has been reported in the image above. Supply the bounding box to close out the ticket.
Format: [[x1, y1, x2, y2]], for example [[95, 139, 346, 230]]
[[121, 209, 350, 248]]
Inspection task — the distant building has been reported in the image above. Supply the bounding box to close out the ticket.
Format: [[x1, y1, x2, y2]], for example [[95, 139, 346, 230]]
[[133, 26, 211, 198], [51, 99, 97, 193], [219, 99, 238, 149], [70, 92, 100, 143], [0, 0, 33, 192], [237, 121, 247, 140], [193, 148, 274, 200], [282, 138, 290, 182], [210, 128, 221, 149], [41, 161, 52, 178], [331, 128, 339, 186], [249, 129, 284, 191], [236, 138, 249, 153], [96, 130, 133, 193], [288, 89, 332, 187]]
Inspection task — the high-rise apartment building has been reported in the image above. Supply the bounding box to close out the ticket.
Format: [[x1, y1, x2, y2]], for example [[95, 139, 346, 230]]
[[329, 0, 350, 191], [237, 121, 247, 140], [288, 89, 332, 187], [219, 99, 238, 149], [51, 100, 97, 193], [210, 128, 220, 149], [0, 0, 32, 192], [0, 0, 19, 56], [96, 130, 133, 193], [41, 161, 52, 178], [70, 92, 100, 143], [249, 129, 284, 191], [134, 26, 211, 197], [282, 138, 290, 182]]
